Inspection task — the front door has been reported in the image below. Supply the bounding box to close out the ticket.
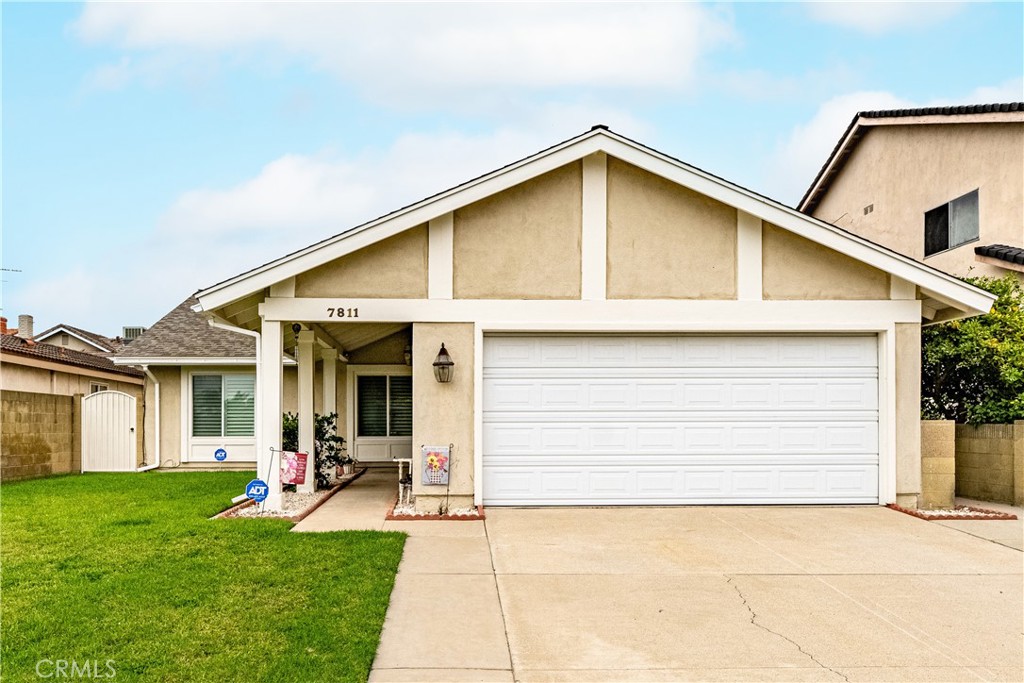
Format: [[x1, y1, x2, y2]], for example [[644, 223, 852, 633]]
[[348, 366, 412, 462]]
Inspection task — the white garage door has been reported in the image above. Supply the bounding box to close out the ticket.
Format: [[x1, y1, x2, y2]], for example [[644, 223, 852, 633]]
[[482, 335, 879, 506]]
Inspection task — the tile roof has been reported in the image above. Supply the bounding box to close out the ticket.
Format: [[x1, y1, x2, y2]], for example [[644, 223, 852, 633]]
[[799, 102, 1024, 213], [115, 297, 255, 359], [1, 335, 144, 378], [975, 244, 1024, 267], [34, 323, 126, 353]]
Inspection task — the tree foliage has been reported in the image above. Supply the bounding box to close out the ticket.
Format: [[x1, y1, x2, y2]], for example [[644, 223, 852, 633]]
[[922, 275, 1024, 424]]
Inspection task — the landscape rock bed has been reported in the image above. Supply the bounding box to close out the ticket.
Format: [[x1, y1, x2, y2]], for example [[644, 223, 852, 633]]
[[386, 500, 486, 521], [888, 503, 1018, 521], [215, 468, 366, 522]]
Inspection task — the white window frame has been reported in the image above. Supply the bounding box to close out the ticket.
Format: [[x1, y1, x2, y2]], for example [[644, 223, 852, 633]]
[[182, 368, 257, 463], [89, 382, 109, 394], [345, 364, 413, 463]]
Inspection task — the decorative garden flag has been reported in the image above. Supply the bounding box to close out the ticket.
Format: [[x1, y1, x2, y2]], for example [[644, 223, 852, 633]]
[[280, 451, 309, 486], [421, 446, 450, 485]]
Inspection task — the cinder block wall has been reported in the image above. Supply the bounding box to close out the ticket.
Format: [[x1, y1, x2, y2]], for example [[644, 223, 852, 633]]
[[1, 390, 80, 482], [920, 420, 955, 509], [954, 421, 1024, 506]]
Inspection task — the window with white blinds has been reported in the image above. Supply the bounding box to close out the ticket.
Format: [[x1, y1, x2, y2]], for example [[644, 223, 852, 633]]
[[192, 374, 255, 438], [357, 374, 412, 438]]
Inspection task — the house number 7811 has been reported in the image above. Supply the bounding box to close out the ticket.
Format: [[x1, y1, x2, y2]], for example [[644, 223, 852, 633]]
[[327, 307, 359, 318]]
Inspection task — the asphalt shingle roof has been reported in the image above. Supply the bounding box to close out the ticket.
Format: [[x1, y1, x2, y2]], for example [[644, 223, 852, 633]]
[[116, 297, 255, 359], [35, 323, 126, 353], [975, 244, 1024, 267], [1, 335, 144, 378]]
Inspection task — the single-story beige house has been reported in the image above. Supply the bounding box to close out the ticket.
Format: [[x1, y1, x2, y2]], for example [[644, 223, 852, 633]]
[[147, 127, 997, 511]]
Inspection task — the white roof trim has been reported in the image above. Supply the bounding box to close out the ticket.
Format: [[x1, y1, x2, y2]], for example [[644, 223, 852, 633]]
[[35, 326, 112, 352], [195, 128, 995, 318]]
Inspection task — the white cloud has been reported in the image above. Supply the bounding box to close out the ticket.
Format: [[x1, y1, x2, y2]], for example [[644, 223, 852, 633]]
[[73, 3, 734, 104], [763, 78, 1024, 206], [806, 2, 965, 34], [18, 109, 649, 332]]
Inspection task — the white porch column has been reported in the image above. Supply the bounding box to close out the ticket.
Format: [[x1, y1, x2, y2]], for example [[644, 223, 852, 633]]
[[321, 348, 338, 416], [297, 329, 316, 493], [259, 316, 284, 511]]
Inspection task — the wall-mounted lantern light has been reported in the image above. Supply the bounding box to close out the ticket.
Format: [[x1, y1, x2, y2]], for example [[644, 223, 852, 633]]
[[404, 344, 412, 366], [432, 343, 454, 383]]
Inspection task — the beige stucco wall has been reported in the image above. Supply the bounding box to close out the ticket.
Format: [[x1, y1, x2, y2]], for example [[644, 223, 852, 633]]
[[1, 359, 141, 397], [453, 162, 582, 299], [148, 365, 182, 467], [347, 330, 410, 365], [607, 158, 737, 299], [411, 322, 475, 512], [920, 420, 955, 509], [895, 323, 922, 507], [762, 223, 891, 300], [812, 123, 1024, 279], [35, 333, 104, 354], [295, 224, 429, 298]]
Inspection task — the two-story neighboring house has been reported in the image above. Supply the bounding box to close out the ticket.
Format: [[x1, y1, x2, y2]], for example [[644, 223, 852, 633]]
[[799, 103, 1024, 280]]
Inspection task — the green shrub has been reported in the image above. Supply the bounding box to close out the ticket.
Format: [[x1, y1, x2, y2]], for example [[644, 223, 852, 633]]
[[282, 412, 348, 489], [922, 274, 1024, 424]]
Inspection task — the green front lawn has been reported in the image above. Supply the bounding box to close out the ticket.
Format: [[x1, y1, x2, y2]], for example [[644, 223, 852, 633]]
[[1, 473, 406, 682]]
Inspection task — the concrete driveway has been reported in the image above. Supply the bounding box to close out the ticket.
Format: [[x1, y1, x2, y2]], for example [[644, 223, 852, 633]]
[[366, 504, 1022, 683], [299, 476, 1022, 682]]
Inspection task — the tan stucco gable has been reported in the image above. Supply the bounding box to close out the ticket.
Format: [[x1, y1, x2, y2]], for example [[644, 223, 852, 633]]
[[762, 223, 890, 300], [607, 158, 737, 299], [295, 224, 429, 298], [453, 162, 582, 299]]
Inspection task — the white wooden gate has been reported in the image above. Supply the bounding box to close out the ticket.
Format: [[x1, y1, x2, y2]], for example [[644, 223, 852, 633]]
[[82, 391, 137, 472]]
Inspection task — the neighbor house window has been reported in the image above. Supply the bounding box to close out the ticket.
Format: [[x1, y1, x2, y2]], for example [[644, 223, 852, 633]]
[[90, 383, 108, 394], [925, 189, 979, 257], [356, 375, 412, 437], [192, 374, 255, 437]]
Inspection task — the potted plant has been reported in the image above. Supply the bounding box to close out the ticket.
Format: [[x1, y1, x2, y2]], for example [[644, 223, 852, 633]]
[[339, 454, 356, 476]]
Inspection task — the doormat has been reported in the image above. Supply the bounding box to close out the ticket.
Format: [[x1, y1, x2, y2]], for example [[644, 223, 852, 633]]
[[887, 503, 1017, 521]]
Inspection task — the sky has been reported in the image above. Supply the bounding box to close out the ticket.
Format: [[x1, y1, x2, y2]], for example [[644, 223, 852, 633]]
[[3, 1, 1022, 336]]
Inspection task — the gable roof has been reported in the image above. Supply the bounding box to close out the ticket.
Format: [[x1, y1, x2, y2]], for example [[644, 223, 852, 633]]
[[35, 323, 125, 354], [193, 126, 996, 321], [113, 297, 256, 363], [799, 102, 1024, 214], [1, 334, 143, 379]]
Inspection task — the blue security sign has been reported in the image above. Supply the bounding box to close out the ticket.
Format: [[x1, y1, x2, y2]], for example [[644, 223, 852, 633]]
[[214, 448, 227, 462], [245, 479, 269, 503]]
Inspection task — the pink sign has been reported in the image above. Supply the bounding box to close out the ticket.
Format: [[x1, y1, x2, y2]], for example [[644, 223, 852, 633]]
[[280, 451, 308, 485]]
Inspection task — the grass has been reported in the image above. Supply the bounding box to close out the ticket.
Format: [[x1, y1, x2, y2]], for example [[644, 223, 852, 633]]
[[0, 472, 406, 682]]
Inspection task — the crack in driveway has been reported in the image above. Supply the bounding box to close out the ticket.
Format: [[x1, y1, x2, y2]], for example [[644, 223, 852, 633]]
[[726, 575, 850, 682]]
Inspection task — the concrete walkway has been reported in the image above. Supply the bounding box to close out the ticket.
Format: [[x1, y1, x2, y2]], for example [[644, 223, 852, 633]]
[[297, 476, 1023, 682], [932, 497, 1024, 551]]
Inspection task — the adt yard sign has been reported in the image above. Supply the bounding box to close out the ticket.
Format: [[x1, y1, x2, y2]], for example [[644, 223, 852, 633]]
[[245, 479, 269, 503], [214, 448, 227, 462]]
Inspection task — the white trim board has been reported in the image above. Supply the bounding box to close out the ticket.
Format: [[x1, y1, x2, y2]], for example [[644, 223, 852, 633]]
[[194, 128, 994, 319], [258, 297, 923, 327]]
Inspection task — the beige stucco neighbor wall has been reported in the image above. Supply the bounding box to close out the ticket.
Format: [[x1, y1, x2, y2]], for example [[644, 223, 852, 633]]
[[1, 359, 142, 397], [895, 323, 922, 507], [763, 224, 891, 300], [920, 420, 955, 509], [454, 162, 582, 299], [411, 323, 474, 513], [955, 421, 1024, 505], [295, 225, 429, 298], [606, 158, 737, 299], [812, 123, 1024, 280]]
